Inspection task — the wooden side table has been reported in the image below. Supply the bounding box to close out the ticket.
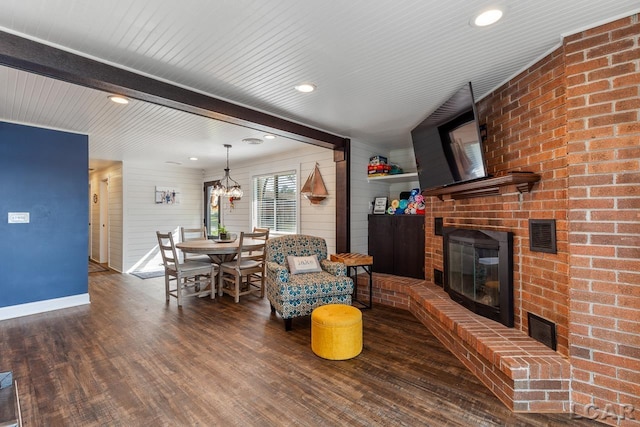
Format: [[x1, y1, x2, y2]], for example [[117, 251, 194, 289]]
[[330, 253, 373, 309]]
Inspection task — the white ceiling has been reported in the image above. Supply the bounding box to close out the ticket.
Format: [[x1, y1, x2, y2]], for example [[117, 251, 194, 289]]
[[1, 1, 638, 170]]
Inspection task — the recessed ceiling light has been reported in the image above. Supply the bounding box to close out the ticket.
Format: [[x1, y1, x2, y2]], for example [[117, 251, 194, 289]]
[[242, 138, 263, 145], [472, 9, 503, 27], [263, 134, 276, 140], [295, 83, 316, 93], [189, 157, 198, 161], [108, 95, 129, 104]]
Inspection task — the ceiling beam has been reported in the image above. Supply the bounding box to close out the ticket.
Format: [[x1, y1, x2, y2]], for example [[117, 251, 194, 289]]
[[0, 30, 348, 150]]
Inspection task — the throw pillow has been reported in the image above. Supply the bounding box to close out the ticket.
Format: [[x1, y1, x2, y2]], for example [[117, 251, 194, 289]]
[[287, 255, 322, 275]]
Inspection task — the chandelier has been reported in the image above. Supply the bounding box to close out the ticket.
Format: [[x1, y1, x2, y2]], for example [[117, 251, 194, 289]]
[[211, 144, 243, 198]]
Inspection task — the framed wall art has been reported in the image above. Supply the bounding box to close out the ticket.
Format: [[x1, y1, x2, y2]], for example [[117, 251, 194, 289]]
[[373, 197, 387, 214], [155, 186, 180, 204]]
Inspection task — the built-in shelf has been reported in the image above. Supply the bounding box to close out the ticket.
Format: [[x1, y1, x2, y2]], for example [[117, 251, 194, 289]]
[[367, 172, 418, 184], [422, 172, 541, 200]]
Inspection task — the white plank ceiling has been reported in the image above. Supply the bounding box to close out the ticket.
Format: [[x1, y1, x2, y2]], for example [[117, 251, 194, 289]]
[[1, 0, 638, 170]]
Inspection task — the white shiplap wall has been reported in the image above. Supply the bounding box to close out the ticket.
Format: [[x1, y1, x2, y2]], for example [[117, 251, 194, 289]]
[[388, 147, 420, 198], [91, 142, 416, 271], [350, 140, 390, 254], [204, 144, 338, 254], [89, 163, 123, 271], [122, 162, 205, 272], [108, 170, 124, 272], [349, 141, 419, 255]]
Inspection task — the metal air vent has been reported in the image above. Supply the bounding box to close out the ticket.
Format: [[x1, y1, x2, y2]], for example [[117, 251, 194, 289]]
[[529, 219, 556, 253], [434, 217, 443, 236], [434, 269, 443, 287], [528, 312, 557, 351]]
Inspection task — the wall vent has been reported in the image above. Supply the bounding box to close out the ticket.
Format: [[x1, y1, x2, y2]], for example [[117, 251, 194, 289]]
[[529, 219, 556, 253], [528, 312, 557, 351], [434, 217, 443, 236], [434, 269, 443, 287]]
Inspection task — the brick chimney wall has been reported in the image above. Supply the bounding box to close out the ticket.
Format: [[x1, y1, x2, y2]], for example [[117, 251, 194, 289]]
[[423, 13, 639, 422], [424, 46, 570, 354], [564, 15, 640, 421]]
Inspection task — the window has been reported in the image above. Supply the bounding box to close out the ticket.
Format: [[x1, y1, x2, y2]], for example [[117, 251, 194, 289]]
[[204, 180, 220, 238], [253, 171, 297, 233]]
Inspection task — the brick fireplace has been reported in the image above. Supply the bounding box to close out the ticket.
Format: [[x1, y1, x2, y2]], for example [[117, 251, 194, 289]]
[[364, 13, 639, 424]]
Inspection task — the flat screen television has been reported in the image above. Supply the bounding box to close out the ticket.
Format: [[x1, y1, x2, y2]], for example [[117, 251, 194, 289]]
[[411, 82, 488, 190]]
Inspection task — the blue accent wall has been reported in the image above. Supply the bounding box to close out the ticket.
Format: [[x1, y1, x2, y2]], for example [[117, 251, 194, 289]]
[[0, 121, 88, 307]]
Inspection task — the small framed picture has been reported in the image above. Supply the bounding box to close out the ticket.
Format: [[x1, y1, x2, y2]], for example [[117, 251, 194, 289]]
[[373, 197, 387, 214]]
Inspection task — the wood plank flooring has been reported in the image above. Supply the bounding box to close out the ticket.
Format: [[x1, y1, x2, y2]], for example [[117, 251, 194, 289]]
[[1, 270, 597, 426]]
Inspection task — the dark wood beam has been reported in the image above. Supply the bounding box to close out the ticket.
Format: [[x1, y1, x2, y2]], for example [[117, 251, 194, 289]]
[[0, 30, 347, 149], [334, 141, 351, 253], [0, 30, 350, 252]]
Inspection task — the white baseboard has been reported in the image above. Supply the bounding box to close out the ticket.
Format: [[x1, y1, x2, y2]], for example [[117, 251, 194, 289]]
[[0, 294, 91, 321]]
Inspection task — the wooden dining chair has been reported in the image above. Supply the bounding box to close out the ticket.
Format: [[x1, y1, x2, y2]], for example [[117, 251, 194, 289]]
[[180, 226, 211, 263], [156, 231, 217, 306], [219, 230, 268, 303], [249, 227, 269, 253], [253, 227, 270, 238]]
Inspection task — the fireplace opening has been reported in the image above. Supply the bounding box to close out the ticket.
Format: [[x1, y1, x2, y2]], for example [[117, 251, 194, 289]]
[[443, 228, 513, 327]]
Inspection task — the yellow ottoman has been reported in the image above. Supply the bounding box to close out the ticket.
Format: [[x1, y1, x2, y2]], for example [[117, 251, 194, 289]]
[[311, 304, 362, 360]]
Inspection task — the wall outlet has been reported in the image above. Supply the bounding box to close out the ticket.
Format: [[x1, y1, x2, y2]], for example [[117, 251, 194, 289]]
[[8, 212, 30, 223]]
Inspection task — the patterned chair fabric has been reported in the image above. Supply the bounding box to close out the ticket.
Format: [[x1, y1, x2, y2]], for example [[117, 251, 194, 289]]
[[265, 235, 354, 330]]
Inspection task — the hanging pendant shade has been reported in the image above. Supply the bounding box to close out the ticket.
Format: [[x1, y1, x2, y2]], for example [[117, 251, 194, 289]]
[[212, 144, 243, 198]]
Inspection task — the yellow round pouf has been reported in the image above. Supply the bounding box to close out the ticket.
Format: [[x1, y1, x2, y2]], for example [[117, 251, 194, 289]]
[[311, 304, 362, 360]]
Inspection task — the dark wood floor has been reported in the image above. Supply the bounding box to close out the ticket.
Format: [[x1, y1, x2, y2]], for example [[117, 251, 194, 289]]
[[1, 270, 597, 426]]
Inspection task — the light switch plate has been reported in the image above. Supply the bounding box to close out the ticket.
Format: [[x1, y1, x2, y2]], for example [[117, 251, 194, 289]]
[[8, 212, 30, 223]]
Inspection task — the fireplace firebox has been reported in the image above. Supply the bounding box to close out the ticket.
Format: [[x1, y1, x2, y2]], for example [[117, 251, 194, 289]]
[[443, 228, 513, 327]]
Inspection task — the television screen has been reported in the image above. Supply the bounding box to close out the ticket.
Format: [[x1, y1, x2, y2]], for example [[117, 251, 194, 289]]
[[411, 82, 487, 190]]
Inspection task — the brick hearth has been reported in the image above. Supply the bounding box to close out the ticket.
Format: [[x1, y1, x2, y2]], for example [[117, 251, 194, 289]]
[[359, 274, 570, 413]]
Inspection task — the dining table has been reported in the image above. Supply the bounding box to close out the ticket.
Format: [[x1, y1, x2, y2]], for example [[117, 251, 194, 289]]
[[176, 236, 265, 264], [176, 236, 267, 296]]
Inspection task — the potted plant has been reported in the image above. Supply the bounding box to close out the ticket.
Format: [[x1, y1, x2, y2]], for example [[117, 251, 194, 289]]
[[218, 225, 228, 240]]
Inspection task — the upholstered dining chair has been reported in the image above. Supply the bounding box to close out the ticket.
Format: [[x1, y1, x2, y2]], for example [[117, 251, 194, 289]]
[[219, 230, 268, 303], [180, 226, 211, 263], [156, 231, 217, 307]]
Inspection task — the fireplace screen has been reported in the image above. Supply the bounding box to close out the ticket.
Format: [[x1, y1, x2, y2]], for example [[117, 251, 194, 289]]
[[443, 228, 513, 327], [447, 240, 500, 307]]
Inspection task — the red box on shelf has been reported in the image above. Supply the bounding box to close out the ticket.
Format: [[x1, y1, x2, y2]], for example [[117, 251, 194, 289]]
[[367, 164, 391, 175]]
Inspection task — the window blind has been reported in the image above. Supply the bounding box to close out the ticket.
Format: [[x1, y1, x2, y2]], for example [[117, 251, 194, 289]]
[[253, 171, 297, 233]]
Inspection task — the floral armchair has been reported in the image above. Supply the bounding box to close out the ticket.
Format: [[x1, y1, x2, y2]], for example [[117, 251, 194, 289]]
[[265, 235, 354, 331]]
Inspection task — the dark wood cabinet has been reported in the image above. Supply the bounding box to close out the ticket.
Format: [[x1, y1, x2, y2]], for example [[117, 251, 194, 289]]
[[368, 214, 425, 279]]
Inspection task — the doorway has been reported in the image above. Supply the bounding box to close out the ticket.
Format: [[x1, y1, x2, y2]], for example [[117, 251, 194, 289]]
[[88, 181, 92, 257], [99, 179, 109, 264]]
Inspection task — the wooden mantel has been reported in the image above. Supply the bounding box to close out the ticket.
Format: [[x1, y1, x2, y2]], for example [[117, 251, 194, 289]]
[[422, 172, 541, 200]]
